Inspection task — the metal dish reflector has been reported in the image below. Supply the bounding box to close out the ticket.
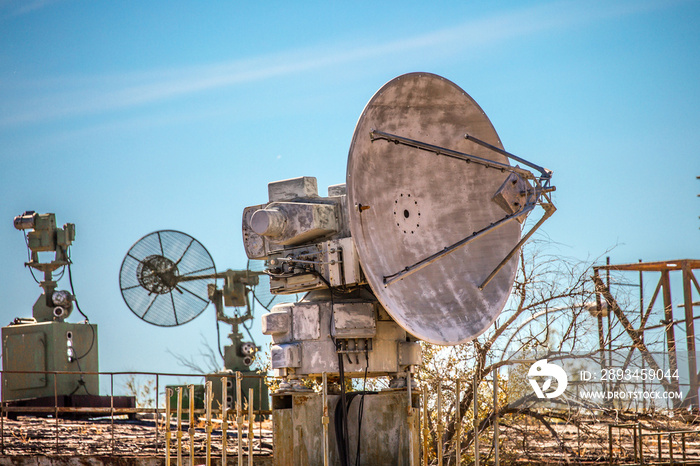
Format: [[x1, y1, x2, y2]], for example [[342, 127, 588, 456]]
[[347, 73, 520, 345], [120, 230, 216, 327]]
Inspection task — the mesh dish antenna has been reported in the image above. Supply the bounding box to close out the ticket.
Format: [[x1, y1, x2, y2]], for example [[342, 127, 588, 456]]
[[119, 230, 216, 327], [119, 231, 295, 327], [347, 73, 552, 345]]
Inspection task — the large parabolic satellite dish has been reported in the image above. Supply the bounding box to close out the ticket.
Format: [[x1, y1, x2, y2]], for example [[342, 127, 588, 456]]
[[347, 73, 528, 345]]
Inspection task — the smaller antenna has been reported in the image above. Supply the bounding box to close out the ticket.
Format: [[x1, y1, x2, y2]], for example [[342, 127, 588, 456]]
[[14, 211, 76, 322], [120, 230, 216, 327], [119, 230, 296, 371]]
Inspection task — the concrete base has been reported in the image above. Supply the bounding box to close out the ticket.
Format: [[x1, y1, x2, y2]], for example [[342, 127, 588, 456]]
[[4, 394, 135, 420], [272, 390, 419, 466]]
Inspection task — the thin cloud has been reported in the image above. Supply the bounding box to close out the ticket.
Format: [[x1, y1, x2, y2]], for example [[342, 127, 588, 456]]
[[0, 0, 64, 18], [0, 0, 682, 128]]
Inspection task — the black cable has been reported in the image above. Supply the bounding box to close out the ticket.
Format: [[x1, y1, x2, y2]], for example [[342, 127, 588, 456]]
[[311, 268, 354, 466], [28, 267, 42, 285], [22, 230, 31, 261], [251, 290, 268, 311], [73, 322, 95, 360], [70, 352, 91, 395], [312, 268, 350, 465], [355, 346, 369, 466], [299, 267, 371, 464], [67, 261, 95, 360], [314, 268, 368, 466], [67, 256, 90, 322], [235, 308, 257, 347], [334, 365, 356, 466], [335, 333, 351, 464], [215, 314, 225, 361], [248, 288, 257, 315], [334, 389, 378, 466], [53, 266, 66, 282], [337, 347, 350, 466], [22, 231, 42, 284], [65, 248, 95, 361], [334, 394, 347, 460]]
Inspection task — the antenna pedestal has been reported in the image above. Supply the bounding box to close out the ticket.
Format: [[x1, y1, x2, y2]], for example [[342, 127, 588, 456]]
[[3, 212, 105, 410], [2, 321, 99, 402], [272, 390, 419, 465], [263, 290, 421, 380], [32, 292, 56, 323]]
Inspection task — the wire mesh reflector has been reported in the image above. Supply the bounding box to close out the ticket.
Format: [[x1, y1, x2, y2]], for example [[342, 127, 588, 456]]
[[119, 230, 216, 327], [247, 259, 298, 311]]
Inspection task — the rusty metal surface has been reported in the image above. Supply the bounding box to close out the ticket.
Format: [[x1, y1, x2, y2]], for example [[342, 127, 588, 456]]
[[593, 259, 700, 408], [4, 395, 135, 419], [0, 416, 274, 460], [0, 369, 274, 463], [347, 72, 520, 345], [0, 458, 274, 466], [594, 259, 700, 272], [272, 390, 418, 465]]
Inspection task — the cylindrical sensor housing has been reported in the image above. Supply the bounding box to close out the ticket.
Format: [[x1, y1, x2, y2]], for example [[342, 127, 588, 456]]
[[13, 211, 36, 230], [250, 208, 287, 238]]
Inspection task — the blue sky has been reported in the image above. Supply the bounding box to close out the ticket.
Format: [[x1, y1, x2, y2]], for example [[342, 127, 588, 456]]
[[1, 0, 698, 385]]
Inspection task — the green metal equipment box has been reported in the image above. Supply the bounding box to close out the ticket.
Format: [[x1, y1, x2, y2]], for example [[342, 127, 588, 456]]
[[166, 383, 204, 420], [206, 371, 269, 417], [2, 321, 99, 401]]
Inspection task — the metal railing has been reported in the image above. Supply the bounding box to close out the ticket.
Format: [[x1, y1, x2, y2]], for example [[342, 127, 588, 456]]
[[608, 423, 700, 465], [0, 369, 270, 462], [5, 368, 700, 465]]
